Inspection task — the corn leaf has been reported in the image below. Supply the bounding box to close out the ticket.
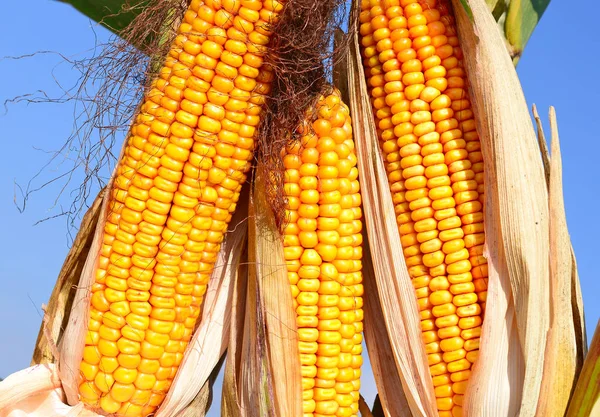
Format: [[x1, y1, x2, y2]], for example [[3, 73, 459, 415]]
[[533, 105, 587, 361], [177, 359, 223, 417], [452, 1, 551, 416], [56, 0, 149, 34], [566, 320, 600, 417], [504, 0, 551, 63]]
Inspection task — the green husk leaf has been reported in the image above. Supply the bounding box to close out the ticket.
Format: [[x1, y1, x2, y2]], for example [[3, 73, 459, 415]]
[[504, 0, 551, 63], [57, 0, 149, 35], [460, 0, 475, 21]]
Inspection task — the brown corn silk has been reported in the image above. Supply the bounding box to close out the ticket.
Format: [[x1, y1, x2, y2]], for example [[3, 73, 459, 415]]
[[280, 88, 364, 416], [74, 0, 285, 415], [357, 0, 487, 415]]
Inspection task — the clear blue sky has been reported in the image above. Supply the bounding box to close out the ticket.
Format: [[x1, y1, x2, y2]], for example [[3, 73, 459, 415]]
[[0, 0, 598, 412]]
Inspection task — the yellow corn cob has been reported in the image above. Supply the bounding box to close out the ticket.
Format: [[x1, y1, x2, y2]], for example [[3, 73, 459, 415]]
[[78, 0, 283, 415], [358, 0, 488, 415], [281, 89, 364, 417]]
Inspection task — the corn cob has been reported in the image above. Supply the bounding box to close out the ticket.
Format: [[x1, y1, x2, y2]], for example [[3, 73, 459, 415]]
[[78, 0, 283, 415], [358, 0, 488, 415], [281, 88, 364, 417]]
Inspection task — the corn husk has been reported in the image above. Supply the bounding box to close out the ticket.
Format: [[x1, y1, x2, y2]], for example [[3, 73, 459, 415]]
[[344, 2, 438, 416], [535, 107, 581, 416], [451, 0, 551, 415], [0, 200, 247, 417], [220, 170, 303, 417], [252, 172, 302, 417], [361, 237, 411, 417], [532, 105, 587, 362], [220, 245, 248, 417], [30, 191, 104, 367]]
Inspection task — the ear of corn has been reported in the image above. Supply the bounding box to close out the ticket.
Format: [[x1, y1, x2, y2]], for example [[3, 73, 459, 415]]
[[78, 0, 283, 415], [281, 89, 364, 417], [358, 0, 487, 415]]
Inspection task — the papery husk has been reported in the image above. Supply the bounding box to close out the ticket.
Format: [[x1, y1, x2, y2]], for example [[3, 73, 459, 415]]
[[220, 245, 248, 417], [0, 364, 100, 417], [175, 357, 224, 417], [532, 105, 587, 361], [31, 190, 104, 367], [238, 234, 272, 417], [243, 171, 303, 417], [566, 320, 600, 417], [344, 3, 438, 415], [359, 396, 375, 417], [535, 107, 581, 417], [362, 235, 411, 417], [451, 1, 550, 415]]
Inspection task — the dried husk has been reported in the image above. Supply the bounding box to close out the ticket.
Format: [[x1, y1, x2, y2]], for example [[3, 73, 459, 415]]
[[30, 190, 104, 367], [344, 2, 438, 415], [451, 0, 550, 415], [246, 171, 303, 417], [359, 395, 376, 417], [535, 107, 581, 416], [238, 236, 272, 417], [361, 236, 412, 417], [532, 105, 587, 362], [220, 245, 248, 417]]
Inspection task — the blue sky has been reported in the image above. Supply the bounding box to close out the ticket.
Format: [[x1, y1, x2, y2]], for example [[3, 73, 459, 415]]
[[0, 0, 598, 412]]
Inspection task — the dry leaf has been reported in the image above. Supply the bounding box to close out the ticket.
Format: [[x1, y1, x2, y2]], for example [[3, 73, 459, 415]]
[[464, 212, 524, 417], [0, 364, 97, 417], [240, 202, 272, 417], [221, 245, 248, 417], [359, 395, 375, 417], [345, 3, 438, 415], [176, 358, 223, 417], [249, 171, 302, 417], [451, 1, 550, 415], [536, 107, 580, 416], [31, 191, 104, 367], [531, 105, 551, 188], [362, 237, 411, 417]]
